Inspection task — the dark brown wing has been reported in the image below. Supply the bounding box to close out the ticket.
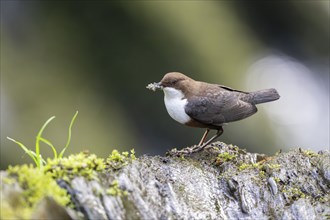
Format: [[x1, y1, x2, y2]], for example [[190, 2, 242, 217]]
[[185, 89, 257, 127], [218, 85, 249, 94]]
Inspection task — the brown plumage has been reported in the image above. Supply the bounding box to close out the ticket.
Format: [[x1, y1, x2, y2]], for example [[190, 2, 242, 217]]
[[152, 72, 280, 153]]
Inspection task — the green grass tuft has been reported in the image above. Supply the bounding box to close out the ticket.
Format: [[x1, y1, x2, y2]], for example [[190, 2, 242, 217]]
[[7, 111, 78, 169]]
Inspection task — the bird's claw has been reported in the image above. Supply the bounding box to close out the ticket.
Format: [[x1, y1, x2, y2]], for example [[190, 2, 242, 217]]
[[167, 145, 208, 157]]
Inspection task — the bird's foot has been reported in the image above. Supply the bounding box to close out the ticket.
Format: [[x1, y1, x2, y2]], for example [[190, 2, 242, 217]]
[[166, 146, 195, 157], [189, 143, 213, 153], [190, 145, 204, 152], [166, 144, 210, 157]]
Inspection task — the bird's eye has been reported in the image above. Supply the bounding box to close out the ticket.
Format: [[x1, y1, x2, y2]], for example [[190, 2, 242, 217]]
[[171, 79, 178, 85]]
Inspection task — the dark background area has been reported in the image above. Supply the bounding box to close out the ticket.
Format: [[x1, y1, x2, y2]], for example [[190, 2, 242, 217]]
[[1, 1, 329, 169]]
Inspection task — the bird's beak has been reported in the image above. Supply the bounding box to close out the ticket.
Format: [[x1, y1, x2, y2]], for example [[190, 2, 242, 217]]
[[155, 82, 163, 89], [146, 82, 163, 92]]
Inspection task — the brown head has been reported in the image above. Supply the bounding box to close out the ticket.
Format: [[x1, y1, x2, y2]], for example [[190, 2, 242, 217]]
[[159, 72, 195, 93]]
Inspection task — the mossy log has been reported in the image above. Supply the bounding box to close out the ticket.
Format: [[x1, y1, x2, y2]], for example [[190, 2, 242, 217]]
[[1, 142, 330, 219]]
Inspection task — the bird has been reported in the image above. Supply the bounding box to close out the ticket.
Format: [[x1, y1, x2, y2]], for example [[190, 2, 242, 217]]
[[147, 72, 280, 153]]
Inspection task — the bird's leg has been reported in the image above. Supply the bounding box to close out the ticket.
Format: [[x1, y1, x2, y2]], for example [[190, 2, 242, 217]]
[[198, 129, 210, 146], [191, 127, 224, 153], [167, 127, 224, 156], [190, 129, 210, 151]]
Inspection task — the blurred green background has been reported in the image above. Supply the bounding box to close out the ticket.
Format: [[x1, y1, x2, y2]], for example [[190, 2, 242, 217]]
[[1, 1, 329, 169]]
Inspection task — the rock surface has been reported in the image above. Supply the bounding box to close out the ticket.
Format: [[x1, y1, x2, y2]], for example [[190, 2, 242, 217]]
[[66, 143, 330, 220], [2, 142, 330, 219]]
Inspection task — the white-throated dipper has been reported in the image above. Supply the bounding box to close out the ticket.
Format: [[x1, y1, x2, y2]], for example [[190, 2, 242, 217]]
[[147, 72, 280, 153]]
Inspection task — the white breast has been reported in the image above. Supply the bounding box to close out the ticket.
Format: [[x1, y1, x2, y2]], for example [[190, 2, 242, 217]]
[[163, 87, 191, 124]]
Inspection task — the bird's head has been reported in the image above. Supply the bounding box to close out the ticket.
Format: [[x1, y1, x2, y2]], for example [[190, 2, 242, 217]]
[[146, 72, 194, 97], [160, 72, 193, 90], [156, 72, 194, 99]]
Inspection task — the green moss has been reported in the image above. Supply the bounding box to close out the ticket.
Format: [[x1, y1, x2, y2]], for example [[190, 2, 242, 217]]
[[232, 145, 240, 151], [301, 149, 318, 158], [43, 149, 136, 180], [282, 187, 306, 201], [317, 196, 330, 203], [2, 176, 16, 185], [238, 162, 281, 172], [4, 164, 71, 219], [274, 177, 281, 183], [238, 163, 251, 171], [252, 163, 263, 169], [179, 155, 186, 161], [2, 148, 137, 219], [217, 152, 237, 162], [265, 164, 281, 170], [178, 185, 185, 193], [214, 152, 237, 166], [236, 162, 281, 182], [8, 164, 71, 206], [106, 180, 128, 197], [106, 149, 136, 169], [0, 201, 31, 220], [44, 152, 106, 181], [259, 170, 266, 178]]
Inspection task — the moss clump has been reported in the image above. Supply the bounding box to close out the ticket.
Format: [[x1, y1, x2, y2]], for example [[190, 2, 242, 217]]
[[282, 187, 306, 201], [258, 170, 266, 178], [215, 152, 237, 165], [317, 196, 330, 203], [7, 164, 71, 206], [106, 149, 136, 169], [264, 164, 281, 170], [3, 164, 71, 219], [238, 162, 281, 172], [301, 149, 319, 158], [179, 154, 186, 161], [236, 162, 281, 181], [0, 200, 31, 220], [106, 180, 128, 197], [274, 177, 281, 183], [44, 152, 106, 181], [238, 162, 262, 171], [2, 149, 136, 219]]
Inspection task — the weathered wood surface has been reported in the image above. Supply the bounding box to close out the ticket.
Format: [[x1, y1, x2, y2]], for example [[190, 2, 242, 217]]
[[2, 142, 330, 219]]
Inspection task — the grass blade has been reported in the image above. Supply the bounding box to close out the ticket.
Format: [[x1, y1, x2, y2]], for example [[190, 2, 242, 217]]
[[36, 116, 56, 168], [7, 137, 38, 165], [38, 137, 58, 159], [59, 111, 78, 158], [29, 151, 47, 165]]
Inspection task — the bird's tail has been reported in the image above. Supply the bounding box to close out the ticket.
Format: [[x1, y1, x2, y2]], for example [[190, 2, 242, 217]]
[[250, 88, 280, 104]]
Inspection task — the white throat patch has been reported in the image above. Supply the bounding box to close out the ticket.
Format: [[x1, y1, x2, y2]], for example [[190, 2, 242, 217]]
[[163, 87, 191, 124]]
